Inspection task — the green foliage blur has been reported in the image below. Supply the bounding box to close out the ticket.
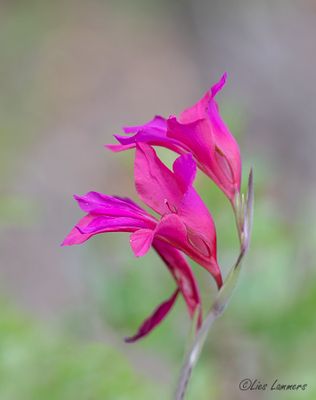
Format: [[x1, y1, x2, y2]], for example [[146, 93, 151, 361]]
[[0, 301, 164, 400]]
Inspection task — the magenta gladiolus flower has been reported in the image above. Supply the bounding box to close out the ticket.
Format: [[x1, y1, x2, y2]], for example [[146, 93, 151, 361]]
[[62, 193, 202, 341], [63, 145, 222, 287], [107, 73, 241, 203], [62, 143, 222, 340]]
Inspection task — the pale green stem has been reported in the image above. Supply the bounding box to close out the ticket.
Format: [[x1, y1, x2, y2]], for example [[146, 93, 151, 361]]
[[174, 219, 244, 400], [175, 170, 253, 400], [231, 190, 247, 247]]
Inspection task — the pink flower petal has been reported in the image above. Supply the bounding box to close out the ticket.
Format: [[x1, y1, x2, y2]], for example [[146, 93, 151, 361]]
[[155, 214, 222, 288], [153, 239, 202, 326], [124, 288, 179, 343], [62, 193, 156, 246], [172, 153, 196, 190], [62, 215, 152, 247], [179, 72, 227, 123], [105, 143, 136, 152], [123, 115, 167, 134], [78, 215, 150, 234], [167, 117, 213, 166], [61, 215, 95, 246], [134, 143, 184, 215], [74, 192, 152, 220], [106, 115, 186, 155], [178, 73, 241, 199], [130, 229, 155, 257], [177, 186, 217, 252]]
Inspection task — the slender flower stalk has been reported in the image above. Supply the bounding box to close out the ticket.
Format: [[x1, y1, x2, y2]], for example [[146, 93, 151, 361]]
[[175, 169, 254, 400]]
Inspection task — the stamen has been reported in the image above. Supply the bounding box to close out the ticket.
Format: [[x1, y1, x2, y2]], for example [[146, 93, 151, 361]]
[[164, 199, 177, 213], [214, 146, 235, 184]]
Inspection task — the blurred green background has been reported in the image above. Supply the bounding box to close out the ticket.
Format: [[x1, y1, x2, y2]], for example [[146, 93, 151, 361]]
[[1, 1, 316, 399]]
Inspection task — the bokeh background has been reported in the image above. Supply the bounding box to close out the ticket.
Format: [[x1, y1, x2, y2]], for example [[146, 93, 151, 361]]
[[1, 1, 316, 399]]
